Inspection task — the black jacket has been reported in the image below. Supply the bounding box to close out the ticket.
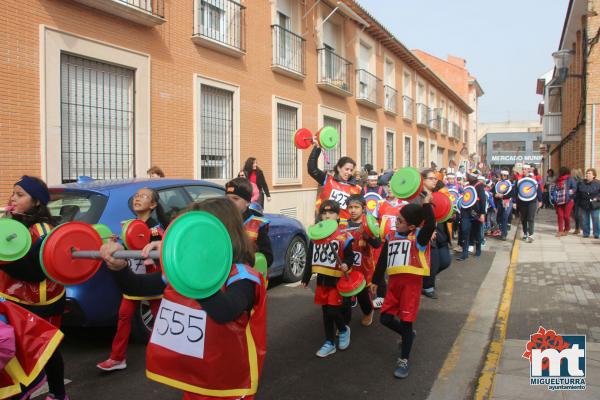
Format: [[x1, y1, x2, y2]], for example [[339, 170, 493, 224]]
[[244, 168, 271, 197], [576, 179, 600, 210]]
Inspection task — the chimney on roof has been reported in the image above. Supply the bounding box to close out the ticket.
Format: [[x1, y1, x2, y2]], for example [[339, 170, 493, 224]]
[[448, 55, 466, 68]]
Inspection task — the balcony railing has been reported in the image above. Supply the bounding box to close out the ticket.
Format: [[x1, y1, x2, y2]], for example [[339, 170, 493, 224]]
[[317, 48, 353, 96], [452, 122, 460, 138], [403, 96, 414, 121], [384, 85, 398, 114], [271, 25, 305, 78], [416, 103, 429, 126], [71, 0, 165, 25], [428, 109, 440, 131], [356, 69, 381, 108], [440, 117, 448, 134], [542, 113, 562, 143], [193, 0, 246, 57]]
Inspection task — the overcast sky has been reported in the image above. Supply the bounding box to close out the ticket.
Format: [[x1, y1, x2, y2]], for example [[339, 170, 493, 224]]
[[357, 0, 568, 123]]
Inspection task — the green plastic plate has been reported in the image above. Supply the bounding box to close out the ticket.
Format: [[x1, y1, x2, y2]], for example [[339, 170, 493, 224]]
[[0, 219, 32, 262], [161, 211, 232, 299], [317, 126, 339, 150], [390, 168, 422, 199], [307, 220, 338, 241]]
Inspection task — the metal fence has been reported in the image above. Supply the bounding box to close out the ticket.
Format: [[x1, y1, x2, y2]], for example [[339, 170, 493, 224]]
[[356, 69, 381, 106], [272, 25, 305, 76], [194, 0, 245, 52], [60, 54, 134, 183], [384, 85, 397, 114], [317, 48, 352, 94], [199, 85, 234, 179], [120, 0, 164, 17], [277, 103, 298, 179], [416, 103, 429, 126]]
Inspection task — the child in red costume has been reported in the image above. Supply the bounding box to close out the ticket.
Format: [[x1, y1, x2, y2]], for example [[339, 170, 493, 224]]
[[0, 299, 63, 400], [301, 200, 355, 358], [371, 197, 436, 379], [100, 198, 266, 400], [345, 195, 381, 326], [0, 176, 68, 400], [97, 188, 164, 372]]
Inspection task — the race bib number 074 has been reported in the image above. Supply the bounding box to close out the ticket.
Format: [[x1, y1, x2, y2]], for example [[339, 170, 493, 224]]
[[150, 298, 207, 359]]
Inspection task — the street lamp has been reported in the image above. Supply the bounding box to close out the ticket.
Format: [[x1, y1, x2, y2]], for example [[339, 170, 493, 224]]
[[552, 49, 583, 82]]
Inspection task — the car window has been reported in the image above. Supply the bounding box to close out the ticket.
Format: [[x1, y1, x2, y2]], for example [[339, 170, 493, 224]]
[[48, 191, 107, 224], [158, 187, 191, 225], [184, 185, 224, 202]]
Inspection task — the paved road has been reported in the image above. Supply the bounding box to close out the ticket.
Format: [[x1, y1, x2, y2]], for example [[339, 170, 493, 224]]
[[50, 249, 497, 400]]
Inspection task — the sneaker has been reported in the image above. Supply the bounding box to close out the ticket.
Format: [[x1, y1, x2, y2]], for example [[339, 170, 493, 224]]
[[394, 358, 410, 379], [351, 297, 358, 308], [456, 256, 467, 261], [96, 358, 127, 371], [361, 311, 374, 327], [527, 235, 534, 243], [338, 326, 351, 350], [421, 289, 438, 299], [468, 245, 474, 253], [522, 234, 528, 241], [316, 341, 336, 358], [372, 297, 384, 309]]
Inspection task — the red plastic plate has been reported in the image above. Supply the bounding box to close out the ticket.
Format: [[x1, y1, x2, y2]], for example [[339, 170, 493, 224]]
[[40, 222, 102, 285]]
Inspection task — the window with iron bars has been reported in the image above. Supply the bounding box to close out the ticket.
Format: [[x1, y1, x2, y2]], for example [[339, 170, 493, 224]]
[[323, 116, 342, 171], [404, 137, 411, 167], [60, 54, 134, 183], [385, 131, 394, 170], [360, 125, 373, 169], [277, 103, 298, 180], [199, 84, 234, 179]]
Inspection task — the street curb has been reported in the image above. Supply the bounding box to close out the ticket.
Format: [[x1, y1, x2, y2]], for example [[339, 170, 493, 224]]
[[426, 224, 520, 400], [473, 230, 520, 400]]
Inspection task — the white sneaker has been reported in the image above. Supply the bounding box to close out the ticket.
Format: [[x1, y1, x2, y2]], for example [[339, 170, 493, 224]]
[[372, 297, 384, 309]]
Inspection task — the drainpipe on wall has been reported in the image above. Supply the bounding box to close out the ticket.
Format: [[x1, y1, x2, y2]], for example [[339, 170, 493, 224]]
[[592, 104, 596, 168]]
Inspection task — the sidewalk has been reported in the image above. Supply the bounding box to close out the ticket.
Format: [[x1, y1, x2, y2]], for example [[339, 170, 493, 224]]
[[491, 209, 600, 399]]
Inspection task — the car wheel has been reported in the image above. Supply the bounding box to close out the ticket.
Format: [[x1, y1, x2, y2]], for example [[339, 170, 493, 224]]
[[283, 236, 307, 283], [131, 300, 155, 343]]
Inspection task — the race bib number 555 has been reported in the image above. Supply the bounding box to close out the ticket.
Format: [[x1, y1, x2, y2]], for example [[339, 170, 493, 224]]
[[150, 298, 207, 359]]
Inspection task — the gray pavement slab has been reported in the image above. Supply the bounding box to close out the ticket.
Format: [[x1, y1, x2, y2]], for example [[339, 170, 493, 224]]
[[492, 210, 600, 400]]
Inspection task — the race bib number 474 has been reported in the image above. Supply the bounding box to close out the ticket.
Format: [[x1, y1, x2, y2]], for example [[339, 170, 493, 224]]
[[387, 239, 411, 268], [150, 298, 207, 359]]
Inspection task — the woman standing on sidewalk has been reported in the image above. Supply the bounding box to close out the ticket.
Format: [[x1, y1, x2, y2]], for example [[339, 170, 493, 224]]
[[243, 157, 271, 208], [553, 167, 578, 236], [571, 168, 584, 234], [576, 168, 600, 238]]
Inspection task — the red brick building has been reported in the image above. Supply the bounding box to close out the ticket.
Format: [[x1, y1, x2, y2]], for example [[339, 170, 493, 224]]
[[0, 0, 472, 224]]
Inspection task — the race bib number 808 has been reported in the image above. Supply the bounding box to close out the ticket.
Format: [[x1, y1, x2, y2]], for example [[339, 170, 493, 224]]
[[150, 298, 207, 359]]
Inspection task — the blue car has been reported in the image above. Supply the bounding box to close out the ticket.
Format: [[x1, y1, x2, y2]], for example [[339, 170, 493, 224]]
[[47, 178, 307, 336]]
